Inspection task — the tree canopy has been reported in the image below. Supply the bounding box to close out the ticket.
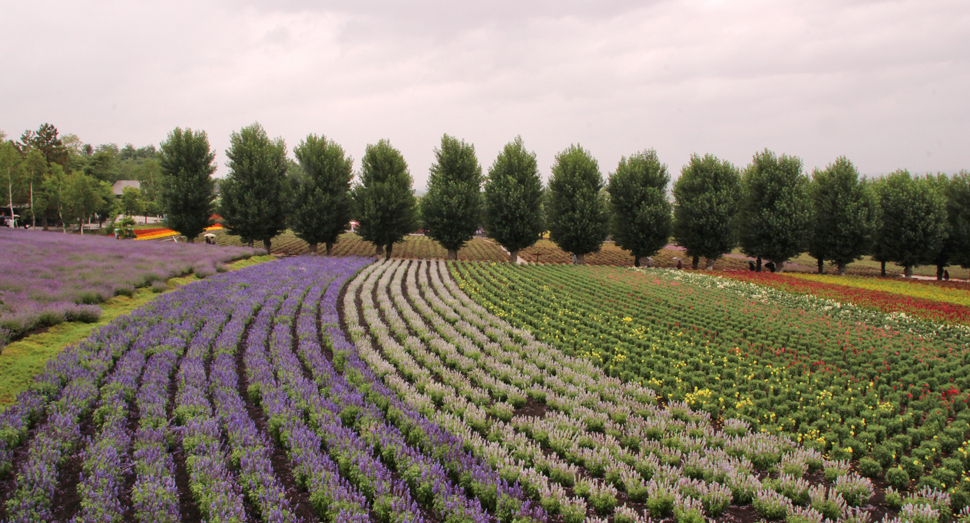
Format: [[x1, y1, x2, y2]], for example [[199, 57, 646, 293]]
[[738, 149, 811, 270], [873, 170, 948, 277], [220, 123, 289, 253], [158, 128, 217, 242], [483, 136, 545, 263], [291, 134, 354, 255], [607, 149, 672, 267], [352, 139, 418, 259], [672, 154, 742, 269], [807, 157, 878, 275], [421, 134, 483, 259], [547, 145, 609, 264]]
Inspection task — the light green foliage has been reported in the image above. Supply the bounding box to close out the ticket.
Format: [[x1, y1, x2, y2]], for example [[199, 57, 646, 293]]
[[220, 123, 289, 253], [873, 170, 948, 276], [291, 134, 354, 255], [808, 157, 878, 274], [738, 149, 811, 268], [607, 149, 672, 266], [159, 128, 217, 242], [61, 171, 106, 234], [352, 139, 418, 259], [483, 136, 544, 262], [547, 144, 608, 264], [120, 186, 144, 217], [1, 142, 23, 225], [673, 154, 743, 269], [421, 134, 483, 259]]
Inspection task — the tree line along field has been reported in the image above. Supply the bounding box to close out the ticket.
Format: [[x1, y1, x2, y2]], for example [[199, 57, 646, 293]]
[[2, 236, 970, 523]]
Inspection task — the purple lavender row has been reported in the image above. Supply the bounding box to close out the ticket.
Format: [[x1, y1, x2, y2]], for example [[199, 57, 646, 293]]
[[287, 257, 537, 522], [71, 346, 147, 523], [243, 276, 373, 521], [131, 288, 232, 523], [72, 285, 213, 522], [0, 315, 146, 478], [173, 283, 260, 523], [2, 313, 154, 521], [323, 265, 545, 522], [208, 284, 298, 523], [249, 263, 424, 521]]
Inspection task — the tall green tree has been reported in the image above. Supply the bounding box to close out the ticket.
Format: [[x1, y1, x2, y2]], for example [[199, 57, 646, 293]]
[[873, 170, 948, 277], [220, 123, 289, 253], [120, 186, 144, 217], [19, 123, 68, 167], [61, 171, 105, 235], [738, 150, 811, 271], [352, 139, 418, 260], [421, 134, 484, 260], [946, 171, 970, 270], [20, 149, 48, 227], [483, 136, 545, 263], [927, 173, 970, 279], [158, 128, 217, 242], [607, 149, 672, 267], [547, 145, 609, 265], [291, 134, 354, 255], [1, 142, 23, 226], [37, 165, 68, 232], [807, 157, 878, 275], [672, 154, 742, 269]]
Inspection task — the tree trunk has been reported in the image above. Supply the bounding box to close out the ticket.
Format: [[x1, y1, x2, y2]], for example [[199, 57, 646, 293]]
[[904, 265, 913, 278], [42, 216, 48, 231], [78, 217, 84, 235], [187, 236, 195, 244], [575, 253, 585, 265], [634, 255, 640, 267], [7, 180, 13, 228], [447, 249, 458, 261], [705, 257, 717, 270], [817, 258, 824, 274], [880, 261, 886, 277], [509, 249, 518, 264], [263, 238, 272, 254], [692, 256, 699, 270], [385, 244, 393, 260], [838, 263, 847, 276], [937, 264, 945, 281], [756, 257, 762, 272], [325, 242, 333, 256], [59, 208, 66, 233], [375, 244, 384, 258], [308, 243, 318, 255], [776, 261, 785, 273], [29, 181, 35, 227]]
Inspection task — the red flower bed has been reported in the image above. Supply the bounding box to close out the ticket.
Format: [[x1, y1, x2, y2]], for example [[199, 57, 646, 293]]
[[719, 271, 970, 325]]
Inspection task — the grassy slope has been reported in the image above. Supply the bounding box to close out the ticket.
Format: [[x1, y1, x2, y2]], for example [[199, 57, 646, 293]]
[[0, 255, 275, 406]]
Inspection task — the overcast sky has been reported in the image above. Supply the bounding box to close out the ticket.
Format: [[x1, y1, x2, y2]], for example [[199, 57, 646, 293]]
[[2, 0, 968, 189]]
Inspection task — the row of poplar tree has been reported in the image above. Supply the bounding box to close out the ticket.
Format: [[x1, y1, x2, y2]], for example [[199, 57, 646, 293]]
[[154, 122, 970, 277]]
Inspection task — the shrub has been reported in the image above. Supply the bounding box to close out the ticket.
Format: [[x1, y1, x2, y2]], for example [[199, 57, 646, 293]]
[[646, 481, 677, 517], [754, 488, 792, 520], [834, 473, 873, 507], [858, 457, 883, 478], [560, 496, 586, 523], [886, 487, 904, 510], [150, 280, 169, 293], [887, 467, 912, 490], [674, 495, 706, 523]]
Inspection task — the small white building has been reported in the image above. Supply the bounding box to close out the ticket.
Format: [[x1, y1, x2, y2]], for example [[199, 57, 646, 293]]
[[111, 180, 141, 197]]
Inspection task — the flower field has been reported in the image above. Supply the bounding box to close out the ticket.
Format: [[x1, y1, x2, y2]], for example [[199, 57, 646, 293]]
[[0, 228, 254, 348], [3, 234, 969, 523], [785, 274, 970, 309], [718, 272, 970, 325], [450, 262, 970, 508]]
